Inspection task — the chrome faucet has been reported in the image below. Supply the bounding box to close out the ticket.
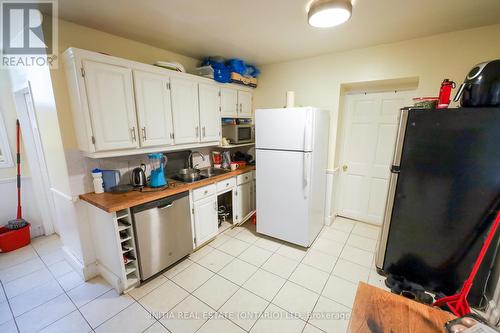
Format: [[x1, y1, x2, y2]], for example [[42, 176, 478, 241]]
[[188, 151, 206, 169]]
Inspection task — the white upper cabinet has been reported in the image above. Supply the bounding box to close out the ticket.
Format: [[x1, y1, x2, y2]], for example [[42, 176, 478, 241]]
[[82, 60, 139, 151], [198, 83, 221, 143], [238, 90, 252, 117], [133, 70, 174, 147], [220, 87, 238, 117], [63, 48, 253, 158], [170, 77, 200, 144]]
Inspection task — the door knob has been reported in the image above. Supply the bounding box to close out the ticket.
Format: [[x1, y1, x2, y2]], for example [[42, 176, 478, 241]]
[[342, 165, 348, 172]]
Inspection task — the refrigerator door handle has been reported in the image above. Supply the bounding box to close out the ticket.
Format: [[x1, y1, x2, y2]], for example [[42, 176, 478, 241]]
[[391, 109, 409, 168], [303, 110, 312, 151], [376, 108, 409, 270], [303, 153, 312, 199]]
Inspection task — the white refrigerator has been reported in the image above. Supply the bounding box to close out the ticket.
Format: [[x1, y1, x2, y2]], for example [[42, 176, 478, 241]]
[[255, 107, 330, 247]]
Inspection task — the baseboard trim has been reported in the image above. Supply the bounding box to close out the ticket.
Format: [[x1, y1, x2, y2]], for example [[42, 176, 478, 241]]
[[62, 245, 98, 280], [97, 263, 123, 293]]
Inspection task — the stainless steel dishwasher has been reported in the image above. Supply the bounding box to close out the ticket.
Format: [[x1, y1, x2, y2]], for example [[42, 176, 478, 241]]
[[131, 191, 193, 281]]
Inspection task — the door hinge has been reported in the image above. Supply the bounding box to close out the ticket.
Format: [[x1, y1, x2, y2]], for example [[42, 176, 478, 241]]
[[191, 208, 194, 214], [193, 236, 196, 244], [235, 191, 237, 196], [91, 136, 95, 144], [80, 67, 85, 77]]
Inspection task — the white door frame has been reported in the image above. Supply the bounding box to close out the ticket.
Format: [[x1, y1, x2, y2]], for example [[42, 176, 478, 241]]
[[13, 85, 57, 235], [336, 89, 415, 225]]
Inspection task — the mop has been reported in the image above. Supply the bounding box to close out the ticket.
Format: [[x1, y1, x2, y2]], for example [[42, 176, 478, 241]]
[[6, 120, 29, 230], [433, 208, 500, 317]]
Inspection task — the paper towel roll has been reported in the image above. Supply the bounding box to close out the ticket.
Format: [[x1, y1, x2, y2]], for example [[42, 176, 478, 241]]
[[286, 91, 295, 108]]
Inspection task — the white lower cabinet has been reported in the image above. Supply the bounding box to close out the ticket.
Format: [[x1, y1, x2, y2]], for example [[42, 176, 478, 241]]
[[234, 172, 255, 224], [192, 192, 218, 247]]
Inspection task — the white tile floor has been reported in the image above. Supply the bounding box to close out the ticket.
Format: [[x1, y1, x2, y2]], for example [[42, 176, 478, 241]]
[[0, 217, 387, 333]]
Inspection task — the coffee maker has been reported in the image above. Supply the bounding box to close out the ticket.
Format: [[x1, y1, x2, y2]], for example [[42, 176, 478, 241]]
[[454, 59, 500, 107]]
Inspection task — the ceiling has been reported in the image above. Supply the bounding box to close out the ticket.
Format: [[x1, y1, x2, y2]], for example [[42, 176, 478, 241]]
[[57, 0, 500, 65]]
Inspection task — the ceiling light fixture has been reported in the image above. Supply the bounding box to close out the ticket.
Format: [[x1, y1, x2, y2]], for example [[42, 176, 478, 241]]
[[308, 0, 352, 28]]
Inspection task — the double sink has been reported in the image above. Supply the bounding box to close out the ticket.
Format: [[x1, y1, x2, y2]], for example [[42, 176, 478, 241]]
[[171, 167, 231, 183]]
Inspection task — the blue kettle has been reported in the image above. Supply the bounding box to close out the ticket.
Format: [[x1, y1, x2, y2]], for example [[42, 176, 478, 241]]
[[148, 153, 167, 188]]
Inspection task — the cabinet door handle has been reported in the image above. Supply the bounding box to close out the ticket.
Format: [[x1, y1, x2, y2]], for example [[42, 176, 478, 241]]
[[202, 126, 206, 137], [204, 190, 208, 195], [141, 127, 147, 141], [130, 127, 137, 141], [214, 201, 217, 210], [239, 103, 242, 113], [195, 126, 199, 137]]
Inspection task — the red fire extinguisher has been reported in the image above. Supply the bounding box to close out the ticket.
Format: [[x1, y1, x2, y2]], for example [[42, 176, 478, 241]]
[[437, 79, 456, 109]]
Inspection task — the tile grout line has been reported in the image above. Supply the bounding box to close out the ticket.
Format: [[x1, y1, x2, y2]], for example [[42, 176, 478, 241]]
[[303, 221, 358, 332], [29, 241, 97, 332], [0, 278, 21, 333]]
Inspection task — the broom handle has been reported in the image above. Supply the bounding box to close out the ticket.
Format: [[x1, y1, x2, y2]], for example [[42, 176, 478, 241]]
[[16, 120, 21, 220], [464, 210, 500, 290]]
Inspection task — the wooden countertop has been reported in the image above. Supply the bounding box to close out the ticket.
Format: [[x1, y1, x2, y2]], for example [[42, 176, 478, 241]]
[[79, 166, 255, 213], [347, 283, 455, 333]]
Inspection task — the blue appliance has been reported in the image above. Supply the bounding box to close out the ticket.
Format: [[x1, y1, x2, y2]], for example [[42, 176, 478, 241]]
[[148, 153, 167, 188]]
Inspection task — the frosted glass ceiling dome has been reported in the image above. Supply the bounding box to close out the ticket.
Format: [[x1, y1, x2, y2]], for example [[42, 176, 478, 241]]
[[308, 0, 352, 28]]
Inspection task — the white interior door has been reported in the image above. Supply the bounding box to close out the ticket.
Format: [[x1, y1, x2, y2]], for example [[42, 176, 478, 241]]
[[338, 91, 414, 225], [82, 60, 139, 151], [198, 83, 221, 142], [133, 70, 174, 147]]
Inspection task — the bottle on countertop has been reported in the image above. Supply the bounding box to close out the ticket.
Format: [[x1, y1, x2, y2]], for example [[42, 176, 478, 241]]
[[91, 168, 104, 194]]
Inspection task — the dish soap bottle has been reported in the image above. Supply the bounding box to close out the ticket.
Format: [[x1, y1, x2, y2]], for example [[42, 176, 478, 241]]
[[92, 168, 104, 194]]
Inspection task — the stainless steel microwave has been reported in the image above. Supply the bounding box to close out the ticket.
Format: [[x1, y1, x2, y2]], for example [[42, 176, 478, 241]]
[[222, 124, 255, 144]]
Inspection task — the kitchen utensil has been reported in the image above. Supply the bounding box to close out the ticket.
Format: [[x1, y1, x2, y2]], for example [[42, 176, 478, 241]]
[[222, 151, 231, 169], [454, 59, 500, 107], [102, 170, 121, 192], [7, 120, 29, 231], [212, 151, 222, 165], [176, 168, 201, 182], [130, 163, 147, 187], [1, 120, 31, 253], [437, 79, 456, 109], [148, 153, 167, 188], [230, 162, 239, 171], [434, 209, 500, 317]]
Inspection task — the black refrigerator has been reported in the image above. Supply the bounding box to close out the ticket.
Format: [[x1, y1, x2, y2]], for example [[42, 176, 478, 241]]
[[376, 107, 500, 307]]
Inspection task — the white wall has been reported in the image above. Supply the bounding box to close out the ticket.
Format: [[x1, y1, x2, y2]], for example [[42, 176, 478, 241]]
[[0, 177, 43, 237], [254, 24, 500, 169], [0, 71, 44, 236]]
